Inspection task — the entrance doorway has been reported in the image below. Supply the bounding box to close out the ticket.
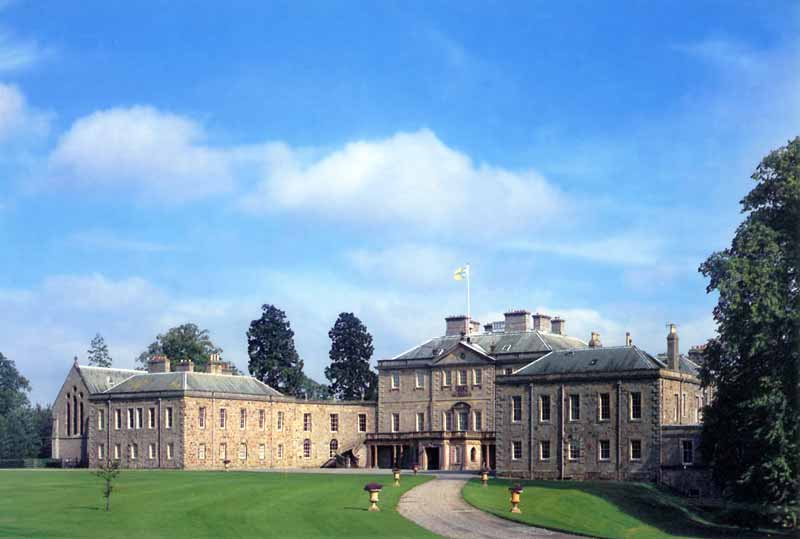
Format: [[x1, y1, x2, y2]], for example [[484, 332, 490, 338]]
[[425, 447, 440, 470]]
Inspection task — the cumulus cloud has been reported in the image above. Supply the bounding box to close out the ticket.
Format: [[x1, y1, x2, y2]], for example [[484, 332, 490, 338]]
[[0, 30, 45, 72], [241, 129, 565, 233], [0, 82, 48, 141], [48, 106, 234, 200]]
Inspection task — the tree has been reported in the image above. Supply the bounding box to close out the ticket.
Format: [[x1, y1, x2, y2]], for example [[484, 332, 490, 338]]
[[699, 137, 799, 514], [325, 313, 378, 401], [297, 374, 332, 400], [87, 333, 112, 367], [94, 459, 121, 511], [0, 353, 46, 459], [136, 323, 222, 371], [247, 305, 305, 397]]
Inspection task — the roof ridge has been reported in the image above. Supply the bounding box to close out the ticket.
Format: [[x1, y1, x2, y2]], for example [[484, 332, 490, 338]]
[[78, 365, 140, 372]]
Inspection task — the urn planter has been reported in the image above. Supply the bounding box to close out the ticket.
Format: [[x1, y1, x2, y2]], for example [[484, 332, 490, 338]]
[[364, 483, 383, 512], [509, 484, 524, 513]]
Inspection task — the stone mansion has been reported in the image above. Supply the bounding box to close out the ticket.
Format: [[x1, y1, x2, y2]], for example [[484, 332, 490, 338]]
[[51, 309, 711, 494]]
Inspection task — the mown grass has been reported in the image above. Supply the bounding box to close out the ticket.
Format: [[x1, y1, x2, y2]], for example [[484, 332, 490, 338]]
[[0, 470, 437, 539], [462, 477, 789, 539]]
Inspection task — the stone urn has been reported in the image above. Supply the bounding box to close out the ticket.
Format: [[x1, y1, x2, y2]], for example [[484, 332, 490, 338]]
[[392, 467, 401, 486], [509, 484, 524, 513], [412, 463, 419, 475], [223, 459, 230, 472], [364, 482, 383, 512], [480, 466, 490, 487]]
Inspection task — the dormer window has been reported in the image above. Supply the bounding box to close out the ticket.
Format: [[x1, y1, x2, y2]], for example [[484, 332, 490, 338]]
[[502, 345, 512, 352]]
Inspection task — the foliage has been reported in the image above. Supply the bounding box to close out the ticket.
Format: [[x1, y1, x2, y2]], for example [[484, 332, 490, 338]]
[[136, 323, 222, 371], [325, 312, 378, 401], [699, 137, 799, 512], [87, 333, 112, 367], [298, 374, 332, 400], [0, 353, 50, 459], [0, 351, 30, 416], [247, 305, 305, 397], [93, 459, 121, 512]]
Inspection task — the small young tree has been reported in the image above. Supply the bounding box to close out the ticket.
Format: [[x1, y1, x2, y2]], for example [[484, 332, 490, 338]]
[[87, 334, 113, 367], [94, 459, 121, 512]]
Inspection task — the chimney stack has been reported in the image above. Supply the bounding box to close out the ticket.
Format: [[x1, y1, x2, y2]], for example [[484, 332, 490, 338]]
[[667, 324, 680, 371], [147, 354, 170, 373], [469, 319, 481, 335], [550, 317, 566, 335], [483, 323, 494, 334], [588, 332, 602, 348], [445, 315, 470, 337], [504, 310, 532, 332], [207, 352, 223, 374], [625, 332, 633, 346], [174, 359, 194, 373], [532, 313, 552, 333]]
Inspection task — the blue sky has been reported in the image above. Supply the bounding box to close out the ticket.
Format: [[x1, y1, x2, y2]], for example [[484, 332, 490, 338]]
[[1, 1, 798, 403]]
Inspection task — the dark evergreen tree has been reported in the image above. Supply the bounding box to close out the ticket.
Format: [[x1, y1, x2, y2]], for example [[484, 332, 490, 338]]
[[325, 312, 378, 401], [699, 137, 799, 514], [298, 374, 332, 400], [87, 333, 112, 367], [247, 305, 305, 397], [136, 323, 222, 371]]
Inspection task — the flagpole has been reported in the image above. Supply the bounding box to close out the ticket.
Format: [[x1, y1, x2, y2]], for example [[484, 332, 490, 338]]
[[466, 263, 471, 333]]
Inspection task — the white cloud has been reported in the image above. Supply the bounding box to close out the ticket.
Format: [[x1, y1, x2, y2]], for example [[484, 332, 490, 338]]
[[505, 233, 666, 266], [48, 106, 234, 201], [0, 82, 48, 141], [241, 129, 566, 233], [0, 30, 45, 72], [66, 229, 178, 253]]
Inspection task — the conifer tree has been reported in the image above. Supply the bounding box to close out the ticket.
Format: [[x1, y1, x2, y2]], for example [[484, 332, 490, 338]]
[[247, 305, 305, 397], [87, 333, 112, 367], [325, 312, 378, 401]]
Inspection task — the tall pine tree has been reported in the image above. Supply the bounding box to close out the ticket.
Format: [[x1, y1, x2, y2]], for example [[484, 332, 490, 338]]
[[325, 312, 378, 401], [699, 137, 799, 513], [87, 333, 112, 367], [247, 305, 305, 397]]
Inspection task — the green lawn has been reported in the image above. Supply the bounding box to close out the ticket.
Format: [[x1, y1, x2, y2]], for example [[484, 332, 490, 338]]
[[0, 470, 437, 539], [462, 478, 787, 539]]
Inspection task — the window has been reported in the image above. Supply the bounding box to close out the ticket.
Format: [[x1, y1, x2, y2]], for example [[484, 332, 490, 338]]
[[136, 408, 143, 429], [148, 443, 156, 459], [277, 444, 284, 459], [504, 368, 513, 375], [259, 444, 266, 460], [416, 412, 425, 432], [599, 393, 610, 421], [113, 444, 120, 460], [148, 407, 155, 429], [416, 371, 425, 389], [199, 407, 206, 429], [129, 443, 138, 460], [540, 395, 551, 422], [330, 413, 339, 432], [470, 447, 477, 463], [391, 372, 400, 389], [220, 408, 227, 429], [458, 411, 469, 431], [443, 370, 452, 387], [358, 413, 367, 433], [540, 440, 551, 461], [458, 369, 467, 386], [115, 409, 121, 430], [453, 446, 462, 465], [568, 440, 580, 461], [303, 439, 311, 459], [240, 408, 247, 429], [473, 369, 482, 386], [444, 411, 453, 431], [674, 393, 680, 421], [259, 409, 265, 430], [630, 392, 642, 420], [682, 393, 687, 417], [98, 444, 105, 460], [599, 440, 611, 461], [512, 396, 522, 422], [474, 411, 482, 431], [682, 440, 694, 465], [127, 408, 135, 429], [166, 443, 173, 460], [329, 439, 338, 458], [569, 394, 580, 421], [303, 413, 312, 432], [198, 444, 206, 460], [219, 443, 227, 461], [512, 441, 522, 460], [165, 407, 173, 429], [97, 410, 105, 431], [696, 395, 703, 423], [277, 411, 284, 431], [391, 413, 400, 432], [238, 443, 247, 460], [630, 439, 642, 461]]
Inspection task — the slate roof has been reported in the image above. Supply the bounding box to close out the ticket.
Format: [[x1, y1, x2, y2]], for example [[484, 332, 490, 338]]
[[391, 331, 587, 362], [514, 346, 699, 377], [77, 365, 139, 394], [100, 371, 282, 397]]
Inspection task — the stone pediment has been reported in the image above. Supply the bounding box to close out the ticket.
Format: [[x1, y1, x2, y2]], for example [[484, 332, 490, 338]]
[[431, 341, 495, 366]]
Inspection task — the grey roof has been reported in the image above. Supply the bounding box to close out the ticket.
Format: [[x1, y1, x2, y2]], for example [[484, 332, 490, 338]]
[[77, 365, 139, 394], [102, 371, 282, 397], [392, 331, 587, 362], [514, 346, 699, 377]]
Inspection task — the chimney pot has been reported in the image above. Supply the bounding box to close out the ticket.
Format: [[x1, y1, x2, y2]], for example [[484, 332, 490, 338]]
[[174, 359, 194, 373], [667, 323, 680, 371], [504, 310, 532, 332], [445, 315, 471, 336], [532, 313, 552, 333], [147, 354, 171, 373], [625, 332, 633, 346], [588, 332, 602, 348], [550, 317, 566, 335]]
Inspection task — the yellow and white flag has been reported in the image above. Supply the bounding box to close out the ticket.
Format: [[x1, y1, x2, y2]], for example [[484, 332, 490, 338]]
[[454, 265, 469, 281]]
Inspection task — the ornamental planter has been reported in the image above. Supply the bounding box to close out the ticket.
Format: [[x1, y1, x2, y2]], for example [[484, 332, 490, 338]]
[[509, 484, 524, 513], [412, 463, 419, 475], [392, 467, 401, 486], [364, 483, 383, 512], [223, 459, 230, 472], [480, 466, 489, 487]]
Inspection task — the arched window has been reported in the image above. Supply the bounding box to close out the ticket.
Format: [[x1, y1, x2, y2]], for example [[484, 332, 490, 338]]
[[303, 439, 311, 458], [329, 439, 338, 458], [66, 399, 71, 436], [470, 447, 477, 462], [72, 394, 78, 435]]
